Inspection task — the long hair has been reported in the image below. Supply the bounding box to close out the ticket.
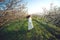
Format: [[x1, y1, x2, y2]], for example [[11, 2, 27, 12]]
[[26, 15, 31, 18]]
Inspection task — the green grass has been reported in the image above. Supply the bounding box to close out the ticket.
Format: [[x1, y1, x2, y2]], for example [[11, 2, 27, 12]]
[[0, 17, 60, 40]]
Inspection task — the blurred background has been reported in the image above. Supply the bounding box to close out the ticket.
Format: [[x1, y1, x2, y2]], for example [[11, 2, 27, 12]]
[[0, 0, 60, 40]]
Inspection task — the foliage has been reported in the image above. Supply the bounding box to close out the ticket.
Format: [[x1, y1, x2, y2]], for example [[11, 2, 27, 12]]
[[0, 0, 27, 27], [43, 4, 60, 27]]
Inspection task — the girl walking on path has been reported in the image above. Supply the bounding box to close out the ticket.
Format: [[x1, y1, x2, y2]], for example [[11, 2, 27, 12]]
[[26, 15, 34, 30]]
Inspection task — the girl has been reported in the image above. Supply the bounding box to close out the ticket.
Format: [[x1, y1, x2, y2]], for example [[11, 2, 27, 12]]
[[26, 15, 34, 30]]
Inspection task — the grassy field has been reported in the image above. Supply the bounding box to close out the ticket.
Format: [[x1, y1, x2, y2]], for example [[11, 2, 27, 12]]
[[0, 16, 60, 40]]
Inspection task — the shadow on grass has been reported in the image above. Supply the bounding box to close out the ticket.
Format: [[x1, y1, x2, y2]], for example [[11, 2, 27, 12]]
[[33, 19, 60, 40], [0, 20, 28, 40], [0, 30, 27, 40]]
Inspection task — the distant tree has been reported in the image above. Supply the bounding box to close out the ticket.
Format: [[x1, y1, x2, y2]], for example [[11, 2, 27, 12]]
[[44, 3, 60, 27], [0, 0, 27, 27]]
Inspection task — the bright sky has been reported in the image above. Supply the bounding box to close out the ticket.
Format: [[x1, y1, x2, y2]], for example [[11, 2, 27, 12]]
[[26, 0, 60, 14], [0, 0, 60, 14]]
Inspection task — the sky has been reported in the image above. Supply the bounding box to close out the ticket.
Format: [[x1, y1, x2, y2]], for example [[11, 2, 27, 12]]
[[26, 0, 60, 14], [0, 0, 60, 14], [0, 0, 10, 10]]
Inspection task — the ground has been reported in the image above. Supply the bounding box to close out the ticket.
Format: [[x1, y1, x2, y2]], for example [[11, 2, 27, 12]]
[[0, 16, 60, 40]]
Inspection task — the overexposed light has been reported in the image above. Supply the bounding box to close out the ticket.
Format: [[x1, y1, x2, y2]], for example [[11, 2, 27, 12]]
[[27, 0, 60, 14]]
